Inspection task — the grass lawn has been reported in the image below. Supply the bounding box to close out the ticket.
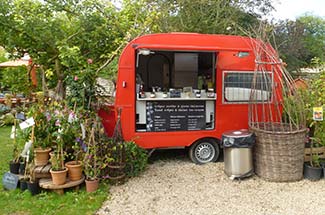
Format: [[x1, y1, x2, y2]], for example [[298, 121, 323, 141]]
[[0, 126, 109, 215]]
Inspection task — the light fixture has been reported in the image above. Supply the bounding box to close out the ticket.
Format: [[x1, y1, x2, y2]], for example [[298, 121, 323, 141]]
[[236, 52, 250, 58], [138, 49, 153, 56], [136, 49, 155, 67]]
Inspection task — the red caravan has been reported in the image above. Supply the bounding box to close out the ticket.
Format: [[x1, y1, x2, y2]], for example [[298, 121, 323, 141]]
[[100, 33, 281, 164]]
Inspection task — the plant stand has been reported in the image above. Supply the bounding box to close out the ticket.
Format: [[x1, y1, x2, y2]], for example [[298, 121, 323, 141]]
[[31, 164, 51, 181], [106, 163, 126, 183], [304, 146, 325, 162], [39, 175, 85, 195]]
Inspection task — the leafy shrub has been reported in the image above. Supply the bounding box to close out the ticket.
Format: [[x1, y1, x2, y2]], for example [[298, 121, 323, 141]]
[[124, 141, 148, 177], [302, 70, 325, 146], [0, 113, 15, 127]]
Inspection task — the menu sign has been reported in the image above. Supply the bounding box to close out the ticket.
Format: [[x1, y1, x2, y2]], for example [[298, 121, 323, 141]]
[[2, 172, 19, 190], [146, 101, 206, 132]]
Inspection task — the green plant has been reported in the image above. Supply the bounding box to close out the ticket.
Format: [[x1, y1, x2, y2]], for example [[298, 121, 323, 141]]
[[4, 93, 13, 108], [50, 103, 84, 170], [50, 149, 65, 171], [0, 112, 15, 127], [65, 60, 98, 111], [83, 115, 102, 180], [311, 154, 321, 168], [124, 141, 148, 177], [303, 70, 325, 146], [28, 92, 52, 149], [1, 126, 109, 214], [11, 119, 20, 163]]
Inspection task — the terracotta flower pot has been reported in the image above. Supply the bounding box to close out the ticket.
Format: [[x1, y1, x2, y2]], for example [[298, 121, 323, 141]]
[[65, 161, 83, 181], [50, 168, 68, 185], [34, 148, 51, 166], [85, 178, 99, 192]]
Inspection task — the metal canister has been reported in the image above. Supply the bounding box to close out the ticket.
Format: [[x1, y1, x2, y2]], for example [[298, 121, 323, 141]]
[[222, 129, 255, 179]]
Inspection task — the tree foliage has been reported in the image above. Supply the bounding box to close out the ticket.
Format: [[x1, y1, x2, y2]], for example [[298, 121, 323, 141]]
[[148, 0, 274, 34], [0, 0, 278, 96], [0, 0, 159, 97], [273, 15, 325, 71]]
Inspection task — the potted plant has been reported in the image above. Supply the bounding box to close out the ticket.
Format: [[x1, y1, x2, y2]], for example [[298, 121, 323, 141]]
[[23, 151, 40, 195], [65, 110, 84, 181], [49, 139, 67, 185], [49, 104, 72, 185], [9, 118, 21, 174], [83, 117, 101, 192], [26, 164, 40, 195], [304, 155, 323, 180], [304, 140, 323, 180], [9, 110, 29, 174], [29, 93, 53, 166], [300, 70, 325, 179]]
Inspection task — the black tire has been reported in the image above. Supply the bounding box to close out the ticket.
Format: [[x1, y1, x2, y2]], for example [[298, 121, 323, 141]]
[[189, 138, 220, 164]]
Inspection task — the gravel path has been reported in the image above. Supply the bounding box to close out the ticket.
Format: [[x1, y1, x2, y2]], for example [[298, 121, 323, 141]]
[[97, 150, 325, 215]]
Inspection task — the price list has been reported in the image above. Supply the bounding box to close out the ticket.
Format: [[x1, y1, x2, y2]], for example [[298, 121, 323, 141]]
[[146, 101, 206, 132]]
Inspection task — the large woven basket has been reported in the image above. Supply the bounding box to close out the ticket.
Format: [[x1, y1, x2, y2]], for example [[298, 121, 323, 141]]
[[251, 123, 306, 182]]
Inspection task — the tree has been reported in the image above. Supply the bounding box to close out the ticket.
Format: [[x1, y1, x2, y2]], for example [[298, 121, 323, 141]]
[[272, 15, 325, 71], [147, 0, 274, 35], [298, 15, 325, 63], [0, 0, 159, 98], [273, 19, 308, 71], [0, 0, 275, 98]]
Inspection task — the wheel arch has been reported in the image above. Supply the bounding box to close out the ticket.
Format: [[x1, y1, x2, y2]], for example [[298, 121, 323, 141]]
[[188, 136, 221, 148]]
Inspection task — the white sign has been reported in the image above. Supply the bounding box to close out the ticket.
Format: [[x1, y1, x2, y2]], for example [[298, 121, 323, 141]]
[[10, 126, 16, 139], [19, 117, 35, 130]]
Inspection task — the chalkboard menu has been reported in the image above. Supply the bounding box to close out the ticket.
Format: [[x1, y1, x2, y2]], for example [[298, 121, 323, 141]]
[[146, 101, 206, 132], [2, 172, 19, 190]]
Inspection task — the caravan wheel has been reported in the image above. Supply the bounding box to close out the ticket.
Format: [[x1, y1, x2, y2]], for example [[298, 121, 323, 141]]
[[189, 139, 220, 164]]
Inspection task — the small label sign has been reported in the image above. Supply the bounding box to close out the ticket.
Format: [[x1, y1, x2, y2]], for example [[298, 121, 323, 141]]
[[2, 172, 19, 190]]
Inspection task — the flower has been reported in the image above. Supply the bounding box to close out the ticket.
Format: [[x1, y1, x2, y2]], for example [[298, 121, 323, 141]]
[[55, 119, 61, 127], [45, 112, 51, 121], [68, 111, 76, 123], [74, 75, 78, 81], [87, 58, 93, 64]]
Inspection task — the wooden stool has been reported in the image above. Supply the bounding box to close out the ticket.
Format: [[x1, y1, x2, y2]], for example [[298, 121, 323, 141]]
[[31, 164, 51, 181], [39, 175, 85, 195]]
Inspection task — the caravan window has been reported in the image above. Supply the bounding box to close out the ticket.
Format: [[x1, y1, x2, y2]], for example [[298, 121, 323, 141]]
[[223, 71, 272, 103], [136, 50, 216, 91]]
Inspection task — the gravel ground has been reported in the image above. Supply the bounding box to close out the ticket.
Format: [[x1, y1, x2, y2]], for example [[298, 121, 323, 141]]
[[97, 150, 325, 215]]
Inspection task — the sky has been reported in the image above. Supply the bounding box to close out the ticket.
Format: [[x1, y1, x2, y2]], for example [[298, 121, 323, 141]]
[[271, 0, 325, 20]]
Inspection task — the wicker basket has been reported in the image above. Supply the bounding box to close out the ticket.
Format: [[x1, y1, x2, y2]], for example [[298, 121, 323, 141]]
[[251, 124, 307, 182]]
